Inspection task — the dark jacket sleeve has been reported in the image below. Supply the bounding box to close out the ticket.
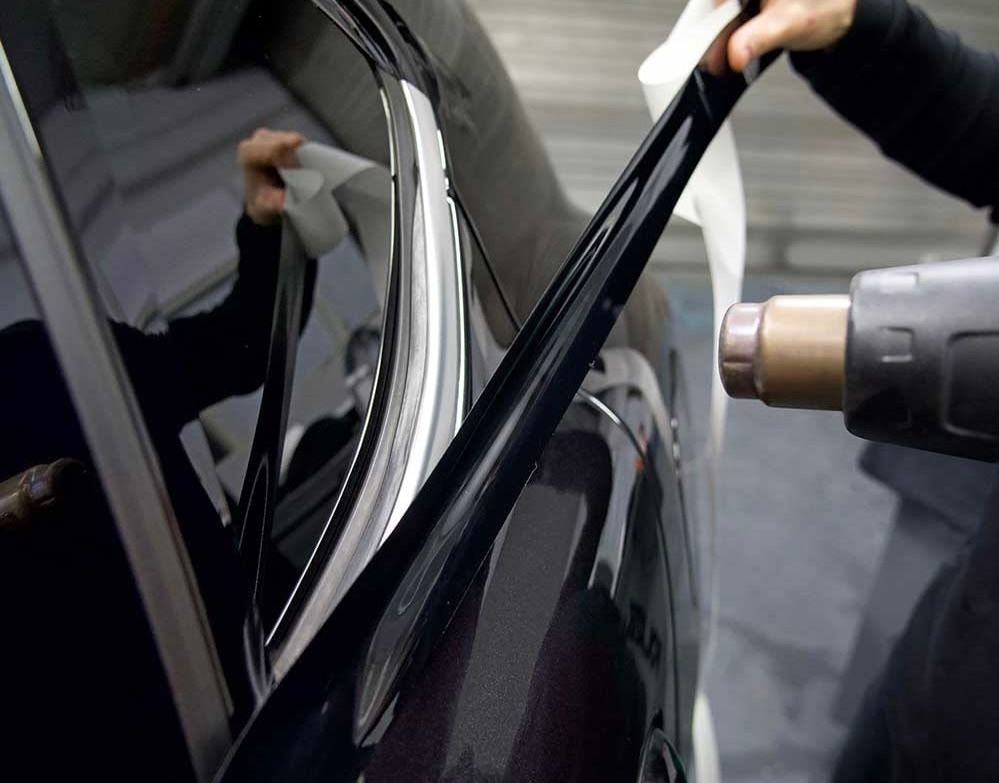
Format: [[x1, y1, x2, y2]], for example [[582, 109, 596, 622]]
[[790, 0, 999, 216], [113, 215, 297, 432], [162, 214, 285, 409], [0, 210, 283, 468]]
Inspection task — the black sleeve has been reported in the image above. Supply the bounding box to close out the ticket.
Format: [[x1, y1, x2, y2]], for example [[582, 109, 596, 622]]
[[790, 0, 999, 216], [163, 214, 285, 408], [113, 215, 284, 431], [115, 214, 318, 432]]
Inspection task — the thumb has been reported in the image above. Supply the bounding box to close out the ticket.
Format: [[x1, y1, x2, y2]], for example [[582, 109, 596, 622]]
[[727, 3, 798, 72]]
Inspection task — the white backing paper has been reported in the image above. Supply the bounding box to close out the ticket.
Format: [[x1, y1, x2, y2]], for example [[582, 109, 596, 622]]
[[638, 4, 746, 779], [279, 142, 375, 258]]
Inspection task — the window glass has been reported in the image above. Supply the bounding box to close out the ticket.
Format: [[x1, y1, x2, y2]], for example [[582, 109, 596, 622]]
[[43, 0, 392, 627], [0, 197, 191, 776], [0, 217, 35, 328], [456, 205, 519, 406]]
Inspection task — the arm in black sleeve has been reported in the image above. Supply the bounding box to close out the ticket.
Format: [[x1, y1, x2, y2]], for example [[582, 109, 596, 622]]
[[114, 215, 316, 432], [164, 214, 284, 409], [790, 0, 999, 215]]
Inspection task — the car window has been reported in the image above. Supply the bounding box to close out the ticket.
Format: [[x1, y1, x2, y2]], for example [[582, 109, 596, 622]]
[[453, 206, 517, 395], [41, 0, 392, 628], [0, 195, 194, 777]]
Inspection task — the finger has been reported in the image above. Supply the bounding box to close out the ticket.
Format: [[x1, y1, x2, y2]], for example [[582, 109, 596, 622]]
[[249, 166, 285, 190], [727, 1, 800, 72], [255, 186, 286, 213], [702, 16, 741, 76], [238, 130, 305, 168], [273, 136, 303, 169], [248, 186, 286, 223], [250, 128, 305, 150], [238, 134, 303, 168]]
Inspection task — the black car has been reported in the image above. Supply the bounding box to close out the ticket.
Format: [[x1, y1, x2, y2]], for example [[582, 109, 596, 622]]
[[0, 0, 766, 780]]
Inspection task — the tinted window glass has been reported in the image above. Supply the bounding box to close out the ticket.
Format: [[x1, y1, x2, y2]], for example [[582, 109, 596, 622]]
[[456, 205, 519, 407], [42, 0, 391, 627], [0, 198, 191, 777]]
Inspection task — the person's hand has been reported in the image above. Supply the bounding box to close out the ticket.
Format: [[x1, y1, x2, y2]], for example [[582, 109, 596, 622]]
[[238, 128, 305, 226], [727, 0, 858, 72]]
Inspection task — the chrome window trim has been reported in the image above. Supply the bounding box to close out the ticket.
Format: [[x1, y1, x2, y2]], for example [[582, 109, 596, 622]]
[[383, 83, 466, 542], [263, 80, 400, 648], [448, 194, 472, 424], [0, 42, 232, 782], [273, 80, 469, 677]]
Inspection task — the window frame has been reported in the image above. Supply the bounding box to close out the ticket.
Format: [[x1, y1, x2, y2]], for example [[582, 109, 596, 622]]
[[267, 19, 471, 669]]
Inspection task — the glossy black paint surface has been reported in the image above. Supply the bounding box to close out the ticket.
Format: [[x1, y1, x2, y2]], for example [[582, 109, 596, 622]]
[[219, 5, 771, 776], [236, 225, 308, 615], [313, 0, 435, 90], [357, 403, 676, 780], [0, 0, 771, 777]]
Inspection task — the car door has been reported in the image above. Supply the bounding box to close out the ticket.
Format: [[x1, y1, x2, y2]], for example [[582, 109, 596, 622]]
[[0, 0, 768, 778], [0, 0, 467, 778], [214, 1, 774, 781]]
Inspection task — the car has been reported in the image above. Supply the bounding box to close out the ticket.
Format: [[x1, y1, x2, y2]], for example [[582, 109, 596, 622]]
[[0, 0, 767, 780]]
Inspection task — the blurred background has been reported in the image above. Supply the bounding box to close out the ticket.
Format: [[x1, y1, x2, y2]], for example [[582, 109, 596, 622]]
[[468, 1, 999, 780]]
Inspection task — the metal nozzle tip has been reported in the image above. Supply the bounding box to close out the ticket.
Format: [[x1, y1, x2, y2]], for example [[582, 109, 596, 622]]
[[719, 302, 762, 399], [717, 294, 849, 410]]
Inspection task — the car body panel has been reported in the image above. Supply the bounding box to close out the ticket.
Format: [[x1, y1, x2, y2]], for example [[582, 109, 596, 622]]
[[218, 3, 769, 781], [0, 0, 771, 779]]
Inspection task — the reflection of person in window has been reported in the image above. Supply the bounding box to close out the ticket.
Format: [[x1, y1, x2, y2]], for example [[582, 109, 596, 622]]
[[0, 127, 312, 726], [117, 129, 312, 428]]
